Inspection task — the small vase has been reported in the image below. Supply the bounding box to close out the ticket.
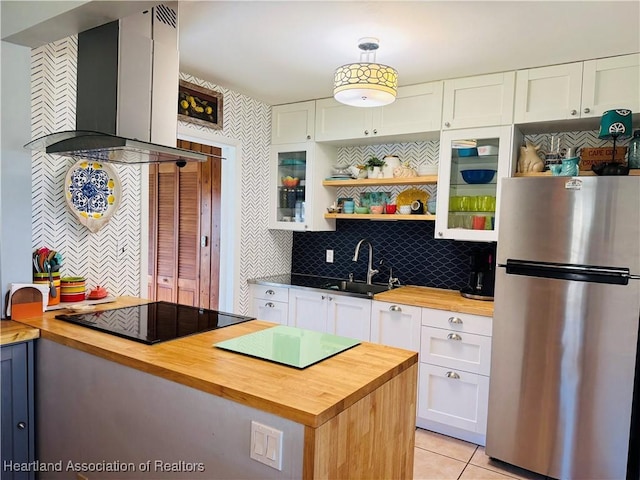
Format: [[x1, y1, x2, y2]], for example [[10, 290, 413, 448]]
[[368, 166, 381, 178]]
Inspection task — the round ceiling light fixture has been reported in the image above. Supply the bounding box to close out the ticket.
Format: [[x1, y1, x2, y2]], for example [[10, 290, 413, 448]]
[[333, 37, 398, 108]]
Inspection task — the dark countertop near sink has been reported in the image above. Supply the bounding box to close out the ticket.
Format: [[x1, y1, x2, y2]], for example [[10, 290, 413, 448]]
[[249, 273, 391, 298]]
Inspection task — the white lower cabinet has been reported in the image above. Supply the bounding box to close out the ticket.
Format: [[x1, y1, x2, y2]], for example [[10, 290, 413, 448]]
[[288, 288, 371, 341], [248, 284, 289, 325], [370, 301, 421, 351], [417, 307, 493, 446]]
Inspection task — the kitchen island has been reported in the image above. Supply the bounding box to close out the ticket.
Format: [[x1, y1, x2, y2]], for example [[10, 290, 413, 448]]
[[11, 297, 417, 479]]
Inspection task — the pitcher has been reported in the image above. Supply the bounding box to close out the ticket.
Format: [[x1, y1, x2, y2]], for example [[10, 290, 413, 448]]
[[561, 157, 580, 176], [382, 155, 400, 178]]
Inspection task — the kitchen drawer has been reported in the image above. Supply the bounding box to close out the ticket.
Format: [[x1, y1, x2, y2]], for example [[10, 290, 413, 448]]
[[249, 284, 289, 303], [421, 307, 492, 337], [418, 363, 489, 434], [250, 299, 288, 325], [420, 326, 492, 376]]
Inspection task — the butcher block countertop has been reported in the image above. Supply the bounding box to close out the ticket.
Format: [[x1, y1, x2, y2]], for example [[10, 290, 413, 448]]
[[12, 296, 417, 429], [374, 285, 494, 317], [0, 320, 40, 345]]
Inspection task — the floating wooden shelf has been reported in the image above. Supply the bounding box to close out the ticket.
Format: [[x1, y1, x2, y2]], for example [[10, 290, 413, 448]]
[[322, 175, 438, 187], [324, 213, 436, 221], [514, 170, 640, 177]]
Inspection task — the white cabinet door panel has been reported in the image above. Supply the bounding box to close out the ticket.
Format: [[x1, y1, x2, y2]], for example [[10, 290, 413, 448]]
[[420, 326, 492, 376], [582, 54, 640, 116], [315, 98, 372, 141], [514, 62, 583, 123], [287, 289, 327, 332], [326, 295, 371, 342], [418, 363, 489, 434], [370, 301, 421, 352], [271, 101, 315, 144]]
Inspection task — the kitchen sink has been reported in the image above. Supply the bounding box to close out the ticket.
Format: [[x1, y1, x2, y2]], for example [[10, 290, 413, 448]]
[[322, 280, 390, 297]]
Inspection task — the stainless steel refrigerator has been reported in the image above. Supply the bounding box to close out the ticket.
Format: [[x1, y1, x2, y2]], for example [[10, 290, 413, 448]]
[[486, 176, 640, 480]]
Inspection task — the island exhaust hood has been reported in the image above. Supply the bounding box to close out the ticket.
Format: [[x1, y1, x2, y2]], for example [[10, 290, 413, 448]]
[[24, 3, 208, 166]]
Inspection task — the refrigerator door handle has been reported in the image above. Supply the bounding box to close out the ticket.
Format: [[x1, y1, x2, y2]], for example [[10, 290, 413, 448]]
[[503, 259, 632, 285]]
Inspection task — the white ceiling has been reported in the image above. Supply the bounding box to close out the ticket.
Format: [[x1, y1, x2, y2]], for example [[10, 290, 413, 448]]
[[178, 1, 640, 106], [3, 1, 639, 107]]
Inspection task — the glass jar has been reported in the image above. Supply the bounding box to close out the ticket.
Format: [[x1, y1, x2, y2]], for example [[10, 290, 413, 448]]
[[628, 130, 640, 169]]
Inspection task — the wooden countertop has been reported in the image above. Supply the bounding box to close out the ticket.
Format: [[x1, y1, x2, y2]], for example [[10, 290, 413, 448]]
[[11, 297, 417, 428], [374, 285, 494, 317], [0, 320, 40, 345]]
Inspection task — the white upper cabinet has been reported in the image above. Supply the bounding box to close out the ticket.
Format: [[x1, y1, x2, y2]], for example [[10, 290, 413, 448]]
[[514, 54, 640, 124], [271, 101, 315, 144], [315, 82, 444, 143], [582, 54, 640, 116], [442, 72, 515, 129]]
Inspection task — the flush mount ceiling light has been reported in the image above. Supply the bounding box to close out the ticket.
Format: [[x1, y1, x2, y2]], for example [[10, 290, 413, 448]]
[[333, 37, 398, 107]]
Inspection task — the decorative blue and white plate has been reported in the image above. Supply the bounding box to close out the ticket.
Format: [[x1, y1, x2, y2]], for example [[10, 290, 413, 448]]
[[65, 160, 121, 233]]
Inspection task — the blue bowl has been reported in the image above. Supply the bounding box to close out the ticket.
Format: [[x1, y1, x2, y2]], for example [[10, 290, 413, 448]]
[[460, 169, 496, 184], [457, 147, 478, 157]]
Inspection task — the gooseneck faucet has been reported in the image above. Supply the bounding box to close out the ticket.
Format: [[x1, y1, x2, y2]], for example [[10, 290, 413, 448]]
[[352, 239, 379, 284]]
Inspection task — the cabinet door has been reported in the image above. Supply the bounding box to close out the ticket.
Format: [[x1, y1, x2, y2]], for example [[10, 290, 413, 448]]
[[514, 62, 583, 123], [442, 72, 515, 129], [268, 143, 336, 232], [582, 54, 640, 117], [326, 295, 371, 341], [271, 101, 315, 144], [315, 97, 373, 142], [370, 301, 421, 351], [420, 326, 492, 376], [418, 363, 489, 434], [435, 126, 513, 241], [1, 343, 34, 480], [287, 289, 328, 332], [372, 82, 444, 137]]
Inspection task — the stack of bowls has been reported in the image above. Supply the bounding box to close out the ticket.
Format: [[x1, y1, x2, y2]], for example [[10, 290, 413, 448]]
[[60, 277, 86, 303], [33, 271, 61, 306]]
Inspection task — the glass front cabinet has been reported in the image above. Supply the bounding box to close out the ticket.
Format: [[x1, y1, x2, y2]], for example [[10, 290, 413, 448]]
[[435, 126, 514, 241], [268, 142, 337, 231]]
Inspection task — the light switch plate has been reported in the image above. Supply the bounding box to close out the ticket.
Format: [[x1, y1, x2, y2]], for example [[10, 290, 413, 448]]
[[250, 421, 283, 470], [326, 249, 334, 263]]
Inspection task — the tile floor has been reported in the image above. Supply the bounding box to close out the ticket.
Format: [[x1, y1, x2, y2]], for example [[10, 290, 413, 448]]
[[413, 428, 549, 480]]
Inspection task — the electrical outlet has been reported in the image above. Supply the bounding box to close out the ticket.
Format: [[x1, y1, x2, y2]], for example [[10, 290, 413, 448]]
[[250, 421, 283, 470], [326, 249, 334, 263]]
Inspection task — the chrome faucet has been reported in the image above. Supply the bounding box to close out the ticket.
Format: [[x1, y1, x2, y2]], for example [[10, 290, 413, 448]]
[[352, 239, 378, 284]]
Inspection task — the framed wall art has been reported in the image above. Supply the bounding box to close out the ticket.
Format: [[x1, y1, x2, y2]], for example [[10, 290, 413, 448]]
[[177, 80, 223, 130]]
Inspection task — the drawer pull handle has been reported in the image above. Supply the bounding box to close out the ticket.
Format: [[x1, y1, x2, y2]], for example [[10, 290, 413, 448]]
[[447, 333, 462, 341], [265, 289, 275, 295], [448, 316, 463, 325], [389, 305, 402, 312], [265, 302, 275, 308], [446, 371, 460, 380], [17, 422, 26, 430]]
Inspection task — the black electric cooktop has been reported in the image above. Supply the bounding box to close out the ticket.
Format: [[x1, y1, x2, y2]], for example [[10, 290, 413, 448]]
[[55, 301, 254, 345]]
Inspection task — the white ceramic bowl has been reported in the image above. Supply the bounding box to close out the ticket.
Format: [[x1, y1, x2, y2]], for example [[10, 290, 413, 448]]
[[477, 145, 499, 156], [399, 205, 411, 215]]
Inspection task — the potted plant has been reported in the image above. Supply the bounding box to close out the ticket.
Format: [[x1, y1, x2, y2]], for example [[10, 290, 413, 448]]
[[364, 156, 386, 178]]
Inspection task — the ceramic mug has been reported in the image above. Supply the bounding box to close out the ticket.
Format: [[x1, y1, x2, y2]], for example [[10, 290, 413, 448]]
[[549, 164, 563, 176], [399, 205, 411, 215], [343, 200, 355, 214]]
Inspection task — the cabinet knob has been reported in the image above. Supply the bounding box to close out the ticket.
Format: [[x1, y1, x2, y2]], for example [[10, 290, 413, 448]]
[[444, 122, 451, 128], [437, 231, 443, 237], [321, 295, 326, 300], [447, 333, 463, 341], [306, 134, 311, 140], [389, 305, 402, 312], [583, 107, 591, 114], [328, 296, 333, 301], [570, 109, 578, 116], [448, 316, 463, 325], [373, 129, 378, 134], [17, 422, 26, 430], [265, 302, 275, 308], [445, 371, 460, 380], [265, 289, 275, 295], [364, 130, 369, 135]]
